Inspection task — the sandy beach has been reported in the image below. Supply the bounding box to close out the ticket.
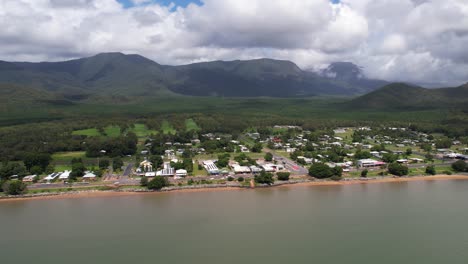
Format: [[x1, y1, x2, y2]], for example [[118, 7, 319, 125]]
[[1, 174, 467, 203]]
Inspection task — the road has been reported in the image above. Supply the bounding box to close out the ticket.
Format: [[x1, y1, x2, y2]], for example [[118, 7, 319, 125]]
[[265, 148, 308, 175]]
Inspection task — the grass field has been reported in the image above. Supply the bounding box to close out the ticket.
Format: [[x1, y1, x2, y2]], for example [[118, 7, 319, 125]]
[[185, 119, 200, 132], [103, 125, 121, 137], [161, 120, 176, 134], [51, 151, 86, 162], [130, 124, 158, 137]]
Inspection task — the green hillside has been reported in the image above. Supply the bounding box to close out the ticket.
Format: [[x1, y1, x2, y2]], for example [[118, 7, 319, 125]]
[[0, 53, 389, 100], [346, 83, 468, 110]]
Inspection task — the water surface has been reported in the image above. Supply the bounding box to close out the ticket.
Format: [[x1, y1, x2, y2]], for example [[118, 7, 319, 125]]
[[1, 180, 467, 264]]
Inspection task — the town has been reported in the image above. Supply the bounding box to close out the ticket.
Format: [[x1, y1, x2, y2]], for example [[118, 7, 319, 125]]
[[1, 122, 467, 196]]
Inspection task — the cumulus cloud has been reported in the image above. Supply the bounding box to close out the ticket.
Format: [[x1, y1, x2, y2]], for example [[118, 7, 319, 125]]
[[0, 0, 467, 86]]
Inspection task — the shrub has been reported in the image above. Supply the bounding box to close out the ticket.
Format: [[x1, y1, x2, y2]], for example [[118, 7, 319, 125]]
[[330, 175, 342, 181], [451, 160, 467, 172], [388, 163, 409, 176], [237, 177, 244, 182], [425, 165, 436, 175], [147, 177, 169, 190], [443, 170, 453, 175], [361, 169, 368, 177], [276, 172, 290, 181], [227, 176, 234, 182], [140, 176, 148, 187], [254, 171, 274, 185], [2, 180, 27, 195], [308, 163, 333, 179]]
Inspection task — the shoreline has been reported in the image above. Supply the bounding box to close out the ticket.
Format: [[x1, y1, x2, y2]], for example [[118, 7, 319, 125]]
[[1, 174, 467, 203]]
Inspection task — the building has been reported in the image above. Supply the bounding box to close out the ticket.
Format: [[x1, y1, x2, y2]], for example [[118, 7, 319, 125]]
[[22, 175, 37, 182], [156, 163, 175, 177], [358, 159, 385, 168], [139, 160, 153, 172], [59, 171, 71, 180], [175, 169, 188, 177], [145, 172, 156, 177], [44, 172, 60, 182], [231, 164, 251, 174], [83, 172, 97, 181], [203, 160, 219, 175]]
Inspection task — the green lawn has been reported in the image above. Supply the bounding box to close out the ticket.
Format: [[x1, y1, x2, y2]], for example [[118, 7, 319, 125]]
[[130, 124, 158, 138], [52, 165, 72, 172], [161, 120, 176, 134], [72, 128, 100, 137], [52, 151, 86, 162], [185, 119, 201, 132], [103, 125, 121, 137]]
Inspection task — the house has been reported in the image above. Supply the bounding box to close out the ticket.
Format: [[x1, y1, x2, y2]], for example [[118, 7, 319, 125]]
[[231, 164, 251, 174], [141, 150, 149, 155], [83, 172, 97, 181], [22, 175, 37, 182], [358, 159, 385, 168], [59, 171, 71, 180], [397, 159, 408, 164], [286, 147, 296, 153], [44, 172, 60, 182], [249, 166, 262, 174], [139, 160, 153, 172], [175, 169, 188, 178]]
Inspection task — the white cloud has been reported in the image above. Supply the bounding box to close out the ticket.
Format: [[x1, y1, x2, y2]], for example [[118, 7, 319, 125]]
[[0, 0, 467, 86]]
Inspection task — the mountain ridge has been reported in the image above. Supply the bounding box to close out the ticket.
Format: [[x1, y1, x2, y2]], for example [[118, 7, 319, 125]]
[[0, 53, 390, 99]]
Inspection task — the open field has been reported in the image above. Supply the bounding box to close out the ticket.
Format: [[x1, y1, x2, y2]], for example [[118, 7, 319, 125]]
[[51, 152, 86, 162], [185, 119, 200, 132], [72, 128, 100, 137], [161, 120, 176, 134], [130, 124, 158, 137]]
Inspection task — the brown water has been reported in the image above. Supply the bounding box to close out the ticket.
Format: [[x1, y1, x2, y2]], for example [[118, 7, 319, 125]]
[[1, 180, 468, 264]]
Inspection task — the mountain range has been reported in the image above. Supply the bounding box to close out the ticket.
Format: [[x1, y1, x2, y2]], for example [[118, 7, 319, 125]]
[[0, 52, 388, 101]]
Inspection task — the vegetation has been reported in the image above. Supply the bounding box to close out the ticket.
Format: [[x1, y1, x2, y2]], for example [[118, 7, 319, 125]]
[[254, 171, 274, 185], [147, 176, 169, 190], [451, 160, 467, 172], [425, 165, 436, 175], [388, 163, 409, 176], [309, 163, 334, 179], [276, 172, 290, 181], [2, 180, 27, 195]]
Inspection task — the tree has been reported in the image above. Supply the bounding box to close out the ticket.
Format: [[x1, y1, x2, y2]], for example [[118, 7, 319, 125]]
[[405, 148, 413, 156], [264, 152, 273, 162], [388, 162, 409, 176], [354, 150, 372, 160], [2, 180, 27, 195], [140, 176, 148, 187], [451, 160, 467, 172], [45, 164, 55, 174], [23, 153, 51, 172], [361, 169, 368, 177], [382, 153, 399, 163], [70, 161, 86, 180], [277, 172, 290, 181], [308, 163, 333, 179], [30, 165, 43, 175], [332, 166, 343, 177], [149, 155, 163, 169], [251, 142, 263, 153], [147, 176, 169, 190], [0, 163, 27, 181], [254, 171, 274, 185], [112, 157, 124, 171], [99, 159, 110, 169], [425, 165, 436, 175]]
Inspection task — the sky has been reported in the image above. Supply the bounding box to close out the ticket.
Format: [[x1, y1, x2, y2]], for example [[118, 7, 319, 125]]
[[0, 0, 467, 86]]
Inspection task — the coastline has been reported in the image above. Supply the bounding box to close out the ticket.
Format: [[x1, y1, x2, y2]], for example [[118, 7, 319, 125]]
[[1, 174, 467, 203]]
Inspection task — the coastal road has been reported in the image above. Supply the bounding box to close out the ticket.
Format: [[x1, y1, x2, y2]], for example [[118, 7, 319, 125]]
[[123, 163, 134, 177], [265, 148, 308, 175]]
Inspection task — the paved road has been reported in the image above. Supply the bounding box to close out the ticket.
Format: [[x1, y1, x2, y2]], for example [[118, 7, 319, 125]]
[[265, 148, 308, 175], [123, 163, 134, 177]]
